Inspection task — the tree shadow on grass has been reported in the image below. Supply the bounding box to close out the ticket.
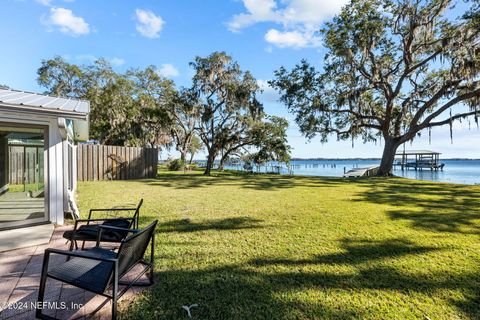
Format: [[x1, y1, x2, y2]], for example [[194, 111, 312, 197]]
[[138, 172, 346, 191], [250, 238, 438, 267], [124, 264, 369, 320], [354, 178, 480, 234], [157, 217, 265, 233], [124, 237, 480, 319]]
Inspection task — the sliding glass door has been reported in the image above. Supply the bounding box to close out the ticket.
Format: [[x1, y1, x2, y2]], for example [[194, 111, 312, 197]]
[[0, 123, 47, 229]]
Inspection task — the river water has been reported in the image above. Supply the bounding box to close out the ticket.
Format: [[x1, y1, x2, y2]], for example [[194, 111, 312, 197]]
[[225, 159, 480, 185]]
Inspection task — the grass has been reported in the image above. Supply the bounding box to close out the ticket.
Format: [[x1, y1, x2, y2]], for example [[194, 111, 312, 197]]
[[77, 169, 480, 319], [7, 183, 44, 193]]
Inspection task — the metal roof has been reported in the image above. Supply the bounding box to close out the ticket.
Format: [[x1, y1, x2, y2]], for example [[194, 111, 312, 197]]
[[0, 88, 90, 117], [396, 150, 441, 155]]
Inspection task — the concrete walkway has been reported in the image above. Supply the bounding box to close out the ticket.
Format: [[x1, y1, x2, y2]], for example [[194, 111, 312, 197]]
[[0, 192, 45, 222], [0, 226, 148, 319], [0, 224, 53, 252]]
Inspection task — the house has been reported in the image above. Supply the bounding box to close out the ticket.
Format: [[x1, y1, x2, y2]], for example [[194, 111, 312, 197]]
[[0, 88, 89, 231]]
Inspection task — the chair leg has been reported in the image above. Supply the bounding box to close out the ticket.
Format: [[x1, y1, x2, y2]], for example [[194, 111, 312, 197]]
[[66, 239, 76, 261], [36, 253, 50, 319], [112, 262, 118, 319], [148, 264, 154, 285], [111, 295, 117, 320], [68, 239, 75, 251], [149, 233, 154, 285]]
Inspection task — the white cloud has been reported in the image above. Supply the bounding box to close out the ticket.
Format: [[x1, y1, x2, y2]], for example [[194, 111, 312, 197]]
[[44, 7, 90, 36], [228, 0, 279, 32], [36, 0, 53, 6], [135, 9, 164, 38], [282, 0, 348, 26], [69, 55, 125, 67], [265, 29, 311, 48], [75, 54, 97, 63], [228, 0, 348, 48], [36, 0, 75, 6], [109, 57, 125, 67], [257, 79, 280, 103], [158, 64, 179, 78]]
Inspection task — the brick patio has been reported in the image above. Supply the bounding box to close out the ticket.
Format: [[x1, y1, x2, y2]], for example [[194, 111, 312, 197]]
[[0, 225, 148, 320]]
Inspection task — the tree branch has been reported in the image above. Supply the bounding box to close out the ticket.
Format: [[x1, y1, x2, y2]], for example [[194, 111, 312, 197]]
[[428, 110, 479, 128], [414, 87, 480, 131], [409, 79, 462, 127]]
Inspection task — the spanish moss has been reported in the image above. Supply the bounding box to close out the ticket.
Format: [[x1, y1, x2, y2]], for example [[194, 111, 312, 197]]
[[449, 110, 453, 144]]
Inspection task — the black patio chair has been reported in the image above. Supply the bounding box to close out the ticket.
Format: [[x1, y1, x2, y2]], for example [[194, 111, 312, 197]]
[[63, 199, 143, 251], [36, 220, 158, 320]]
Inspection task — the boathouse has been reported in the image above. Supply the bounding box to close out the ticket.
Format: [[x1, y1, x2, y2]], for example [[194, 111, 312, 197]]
[[395, 150, 444, 171]]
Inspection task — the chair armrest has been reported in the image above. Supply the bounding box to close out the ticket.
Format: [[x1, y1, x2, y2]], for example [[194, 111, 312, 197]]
[[88, 207, 137, 220], [76, 218, 134, 223], [45, 248, 117, 263], [73, 217, 134, 229], [96, 225, 139, 246], [97, 225, 139, 233]]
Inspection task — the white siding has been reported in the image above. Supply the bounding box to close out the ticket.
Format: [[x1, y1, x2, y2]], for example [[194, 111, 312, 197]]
[[0, 110, 73, 225]]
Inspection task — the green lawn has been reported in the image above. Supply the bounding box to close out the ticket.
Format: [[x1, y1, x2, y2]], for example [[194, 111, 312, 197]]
[[77, 170, 480, 319]]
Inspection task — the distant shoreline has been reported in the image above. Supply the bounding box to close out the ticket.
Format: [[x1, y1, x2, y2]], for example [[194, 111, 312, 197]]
[[184, 158, 480, 162], [290, 158, 480, 161]]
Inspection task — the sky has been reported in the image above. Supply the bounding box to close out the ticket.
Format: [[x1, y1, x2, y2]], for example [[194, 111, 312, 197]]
[[0, 0, 479, 159]]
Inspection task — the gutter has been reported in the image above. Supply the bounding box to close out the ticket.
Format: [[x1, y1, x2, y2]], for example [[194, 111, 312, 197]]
[[0, 103, 88, 121]]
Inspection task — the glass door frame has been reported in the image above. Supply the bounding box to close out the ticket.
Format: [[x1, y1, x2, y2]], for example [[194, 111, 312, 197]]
[[0, 122, 49, 230]]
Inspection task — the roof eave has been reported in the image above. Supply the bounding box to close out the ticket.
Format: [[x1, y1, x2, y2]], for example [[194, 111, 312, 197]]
[[0, 103, 88, 121]]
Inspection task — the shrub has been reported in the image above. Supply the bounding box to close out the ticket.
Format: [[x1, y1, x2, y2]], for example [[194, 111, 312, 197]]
[[185, 163, 198, 171], [166, 159, 185, 171]]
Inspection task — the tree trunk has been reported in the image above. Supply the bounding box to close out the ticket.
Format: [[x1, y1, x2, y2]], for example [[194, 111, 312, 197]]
[[204, 150, 216, 175], [378, 138, 400, 176], [189, 152, 195, 164], [180, 150, 187, 163], [218, 156, 227, 171], [218, 149, 235, 171]]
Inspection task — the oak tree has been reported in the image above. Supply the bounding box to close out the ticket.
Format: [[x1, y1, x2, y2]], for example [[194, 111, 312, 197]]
[[270, 0, 480, 175], [189, 52, 265, 175]]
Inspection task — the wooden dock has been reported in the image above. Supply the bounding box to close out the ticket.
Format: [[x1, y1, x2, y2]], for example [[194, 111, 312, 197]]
[[343, 166, 379, 177], [394, 150, 444, 171]]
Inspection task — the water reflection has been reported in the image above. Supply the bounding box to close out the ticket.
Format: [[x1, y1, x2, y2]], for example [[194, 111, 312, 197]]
[[224, 159, 480, 185]]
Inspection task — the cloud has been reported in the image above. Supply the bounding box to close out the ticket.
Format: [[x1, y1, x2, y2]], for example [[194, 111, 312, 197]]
[[36, 0, 53, 6], [75, 54, 97, 63], [228, 0, 279, 32], [158, 64, 179, 78], [135, 9, 164, 38], [43, 7, 90, 36], [257, 79, 280, 103], [109, 57, 125, 67], [265, 29, 312, 48], [36, 0, 76, 6], [68, 55, 125, 67], [228, 0, 348, 48]]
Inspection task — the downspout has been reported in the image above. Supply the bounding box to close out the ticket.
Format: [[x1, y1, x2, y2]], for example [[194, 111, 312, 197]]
[[58, 118, 68, 140], [58, 118, 70, 221]]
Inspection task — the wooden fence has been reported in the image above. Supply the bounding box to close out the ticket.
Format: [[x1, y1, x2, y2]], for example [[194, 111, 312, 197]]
[[8, 145, 43, 185], [77, 144, 158, 181]]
